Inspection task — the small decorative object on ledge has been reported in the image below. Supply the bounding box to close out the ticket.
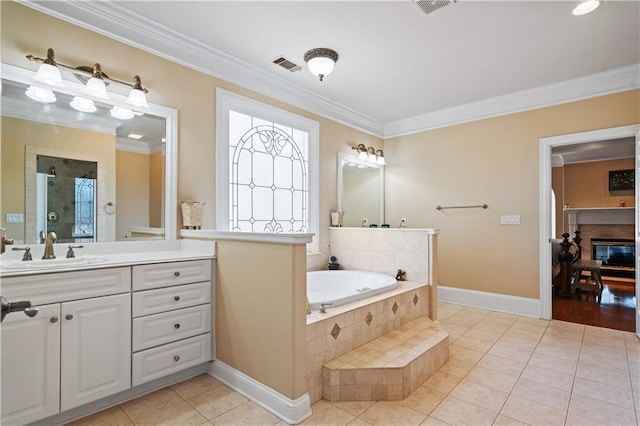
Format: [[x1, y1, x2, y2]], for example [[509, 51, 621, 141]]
[[180, 200, 205, 229], [330, 211, 344, 227], [328, 255, 340, 270], [396, 269, 406, 281]]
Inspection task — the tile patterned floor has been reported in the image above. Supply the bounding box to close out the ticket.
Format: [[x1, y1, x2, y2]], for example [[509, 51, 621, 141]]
[[68, 302, 640, 426]]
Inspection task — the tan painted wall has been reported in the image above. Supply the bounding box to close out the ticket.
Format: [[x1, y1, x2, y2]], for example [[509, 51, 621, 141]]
[[1, 116, 115, 242], [215, 240, 307, 399], [563, 158, 635, 208], [115, 150, 150, 240], [385, 90, 639, 299]]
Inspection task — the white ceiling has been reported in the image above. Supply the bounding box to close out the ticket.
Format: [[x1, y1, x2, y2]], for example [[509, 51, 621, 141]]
[[20, 0, 640, 137]]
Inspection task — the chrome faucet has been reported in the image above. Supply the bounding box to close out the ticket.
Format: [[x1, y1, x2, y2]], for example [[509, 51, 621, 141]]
[[42, 232, 57, 259]]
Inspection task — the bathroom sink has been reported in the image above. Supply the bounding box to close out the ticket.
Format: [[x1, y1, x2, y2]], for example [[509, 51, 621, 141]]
[[1, 255, 109, 270]]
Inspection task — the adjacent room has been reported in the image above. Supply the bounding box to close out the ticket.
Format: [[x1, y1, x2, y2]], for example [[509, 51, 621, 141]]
[[1, 1, 638, 425]]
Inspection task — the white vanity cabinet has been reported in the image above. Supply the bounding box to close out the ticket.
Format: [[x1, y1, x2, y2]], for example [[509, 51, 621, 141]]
[[131, 260, 213, 386], [1, 268, 131, 426]]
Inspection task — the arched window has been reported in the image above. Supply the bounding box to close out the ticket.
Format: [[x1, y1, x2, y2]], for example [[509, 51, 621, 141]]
[[216, 89, 319, 249]]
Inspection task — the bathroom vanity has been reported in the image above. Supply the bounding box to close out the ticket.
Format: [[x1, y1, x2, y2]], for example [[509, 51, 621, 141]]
[[0, 240, 214, 426]]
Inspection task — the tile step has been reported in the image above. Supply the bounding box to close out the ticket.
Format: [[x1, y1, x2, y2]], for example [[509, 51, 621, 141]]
[[322, 316, 449, 401]]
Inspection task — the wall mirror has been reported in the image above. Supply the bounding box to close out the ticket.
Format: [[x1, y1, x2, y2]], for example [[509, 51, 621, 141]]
[[337, 152, 384, 227], [1, 63, 177, 245]]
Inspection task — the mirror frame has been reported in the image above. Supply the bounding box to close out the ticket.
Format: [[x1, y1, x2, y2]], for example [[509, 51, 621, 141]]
[[1, 63, 177, 242], [337, 152, 384, 226]]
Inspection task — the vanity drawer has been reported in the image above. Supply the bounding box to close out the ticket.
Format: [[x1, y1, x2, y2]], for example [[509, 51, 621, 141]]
[[132, 333, 211, 386], [132, 282, 211, 317], [1, 267, 131, 305], [132, 260, 212, 291], [132, 304, 211, 351]]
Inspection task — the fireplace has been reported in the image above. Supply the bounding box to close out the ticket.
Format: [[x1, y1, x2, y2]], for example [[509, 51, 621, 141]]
[[591, 238, 635, 278]]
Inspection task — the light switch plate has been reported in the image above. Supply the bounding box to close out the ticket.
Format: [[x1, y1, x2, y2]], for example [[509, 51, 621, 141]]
[[5, 213, 24, 223], [500, 215, 521, 225]]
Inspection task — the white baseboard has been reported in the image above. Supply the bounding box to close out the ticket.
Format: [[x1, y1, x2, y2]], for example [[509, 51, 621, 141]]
[[438, 285, 541, 318], [208, 360, 311, 425]]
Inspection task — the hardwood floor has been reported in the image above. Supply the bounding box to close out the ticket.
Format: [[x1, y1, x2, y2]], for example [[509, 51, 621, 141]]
[[552, 278, 636, 332]]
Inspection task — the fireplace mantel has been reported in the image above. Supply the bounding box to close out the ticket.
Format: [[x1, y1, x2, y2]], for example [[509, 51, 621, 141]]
[[564, 207, 635, 234]]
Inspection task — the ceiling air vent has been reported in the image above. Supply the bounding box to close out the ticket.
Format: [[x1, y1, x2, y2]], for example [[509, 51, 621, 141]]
[[413, 0, 456, 16], [272, 56, 302, 72]]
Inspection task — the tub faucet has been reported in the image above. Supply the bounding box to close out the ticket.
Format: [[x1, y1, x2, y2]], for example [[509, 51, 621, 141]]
[[42, 232, 57, 259], [320, 302, 332, 313]]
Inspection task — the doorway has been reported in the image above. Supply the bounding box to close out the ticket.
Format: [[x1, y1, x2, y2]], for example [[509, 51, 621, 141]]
[[539, 124, 640, 336]]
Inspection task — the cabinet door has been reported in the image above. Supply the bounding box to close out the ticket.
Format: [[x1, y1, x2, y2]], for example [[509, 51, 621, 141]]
[[60, 293, 131, 411], [1, 304, 61, 425]]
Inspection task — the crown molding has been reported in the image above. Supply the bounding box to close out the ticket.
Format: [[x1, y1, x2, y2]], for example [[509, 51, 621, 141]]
[[384, 64, 640, 138], [18, 0, 385, 137], [19, 1, 640, 141]]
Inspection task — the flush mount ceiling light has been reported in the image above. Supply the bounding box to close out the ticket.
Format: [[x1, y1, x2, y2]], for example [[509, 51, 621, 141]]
[[572, 0, 601, 15], [26, 47, 150, 109], [303, 48, 339, 82]]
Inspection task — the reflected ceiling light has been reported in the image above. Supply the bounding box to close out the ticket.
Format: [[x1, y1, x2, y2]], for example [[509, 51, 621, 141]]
[[572, 0, 600, 15], [31, 48, 64, 87], [125, 75, 149, 107], [26, 47, 150, 106], [128, 132, 144, 140], [25, 85, 56, 103], [111, 106, 135, 120], [303, 48, 339, 81], [70, 96, 97, 113]]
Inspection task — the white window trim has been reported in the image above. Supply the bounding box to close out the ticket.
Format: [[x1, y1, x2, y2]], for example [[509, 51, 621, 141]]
[[216, 88, 319, 251]]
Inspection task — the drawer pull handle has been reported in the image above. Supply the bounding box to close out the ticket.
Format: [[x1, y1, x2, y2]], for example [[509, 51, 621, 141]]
[[174, 271, 180, 277], [174, 296, 180, 301], [50, 316, 58, 323], [174, 355, 180, 362], [174, 323, 180, 329], [65, 314, 73, 321]]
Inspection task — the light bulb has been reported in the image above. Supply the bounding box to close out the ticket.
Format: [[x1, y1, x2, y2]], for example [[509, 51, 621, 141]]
[[572, 0, 600, 15], [125, 88, 149, 108], [33, 63, 64, 87], [84, 77, 109, 100]]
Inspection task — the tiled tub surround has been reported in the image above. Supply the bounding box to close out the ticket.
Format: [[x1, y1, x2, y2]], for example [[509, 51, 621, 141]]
[[306, 281, 432, 404], [327, 227, 438, 284]]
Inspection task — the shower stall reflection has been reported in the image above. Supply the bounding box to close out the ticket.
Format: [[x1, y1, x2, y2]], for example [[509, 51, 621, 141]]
[[36, 155, 97, 243]]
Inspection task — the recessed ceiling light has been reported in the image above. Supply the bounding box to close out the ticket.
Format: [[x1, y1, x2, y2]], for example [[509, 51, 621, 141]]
[[572, 0, 600, 16], [128, 132, 144, 140]]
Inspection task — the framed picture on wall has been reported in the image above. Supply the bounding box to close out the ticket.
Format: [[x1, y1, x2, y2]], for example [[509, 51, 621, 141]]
[[609, 169, 635, 191]]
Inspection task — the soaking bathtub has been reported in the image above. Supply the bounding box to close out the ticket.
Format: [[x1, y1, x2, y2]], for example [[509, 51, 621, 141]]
[[307, 270, 397, 310]]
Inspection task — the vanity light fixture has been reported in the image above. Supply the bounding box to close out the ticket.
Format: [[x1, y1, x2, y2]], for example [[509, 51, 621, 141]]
[[26, 48, 150, 108], [572, 0, 600, 15], [351, 144, 386, 165], [303, 48, 339, 81]]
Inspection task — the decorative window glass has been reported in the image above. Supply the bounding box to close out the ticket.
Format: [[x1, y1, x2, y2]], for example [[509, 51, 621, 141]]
[[216, 89, 319, 249], [74, 177, 96, 237]]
